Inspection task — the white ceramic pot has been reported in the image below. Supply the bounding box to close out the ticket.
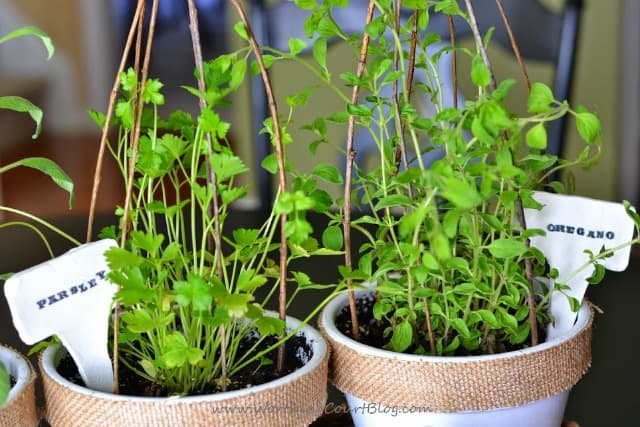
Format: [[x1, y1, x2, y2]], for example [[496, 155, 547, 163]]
[[0, 344, 38, 427], [40, 316, 328, 427], [320, 291, 593, 427]]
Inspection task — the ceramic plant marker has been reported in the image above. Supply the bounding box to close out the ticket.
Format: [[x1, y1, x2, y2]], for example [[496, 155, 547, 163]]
[[524, 191, 635, 339], [4, 239, 117, 392]]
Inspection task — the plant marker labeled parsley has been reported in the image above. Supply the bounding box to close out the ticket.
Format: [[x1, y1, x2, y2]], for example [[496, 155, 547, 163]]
[[4, 239, 118, 393]]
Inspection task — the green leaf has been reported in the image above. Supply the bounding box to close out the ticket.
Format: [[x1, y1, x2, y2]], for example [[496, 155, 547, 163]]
[[236, 269, 267, 292], [313, 38, 328, 71], [587, 264, 606, 285], [142, 78, 164, 105], [422, 252, 439, 271], [0, 96, 43, 138], [471, 55, 491, 87], [233, 21, 248, 40], [174, 274, 213, 312], [131, 231, 164, 256], [121, 309, 155, 333], [476, 309, 500, 329], [105, 247, 144, 270], [435, 0, 462, 14], [255, 316, 285, 336], [322, 225, 343, 250], [389, 320, 413, 352], [210, 153, 249, 182], [288, 37, 308, 56], [0, 362, 8, 407], [528, 82, 554, 113], [261, 152, 278, 174], [496, 307, 519, 333], [295, 0, 318, 10], [450, 318, 471, 339], [110, 267, 153, 306], [431, 232, 451, 261], [0, 157, 74, 208], [310, 189, 333, 213], [441, 177, 482, 209], [161, 333, 204, 368], [0, 26, 54, 59], [575, 112, 600, 144], [398, 205, 427, 238], [233, 228, 261, 246], [217, 293, 253, 318], [311, 163, 344, 184], [526, 123, 547, 150], [486, 238, 527, 258]]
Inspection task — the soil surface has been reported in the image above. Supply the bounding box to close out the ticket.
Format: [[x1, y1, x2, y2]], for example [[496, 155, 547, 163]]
[[56, 333, 312, 397], [334, 293, 546, 355]]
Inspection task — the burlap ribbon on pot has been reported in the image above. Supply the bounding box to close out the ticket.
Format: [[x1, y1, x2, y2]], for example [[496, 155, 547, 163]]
[[41, 348, 328, 427], [323, 305, 593, 413], [0, 347, 39, 427]]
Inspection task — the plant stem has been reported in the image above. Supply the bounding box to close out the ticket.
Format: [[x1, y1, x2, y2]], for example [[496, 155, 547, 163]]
[[230, 0, 289, 373], [0, 209, 81, 247]]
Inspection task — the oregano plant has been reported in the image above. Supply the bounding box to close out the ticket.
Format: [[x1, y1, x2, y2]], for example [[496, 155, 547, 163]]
[[263, 0, 640, 357]]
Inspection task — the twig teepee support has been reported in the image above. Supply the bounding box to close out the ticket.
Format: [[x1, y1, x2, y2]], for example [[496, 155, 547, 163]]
[[230, 0, 289, 373]]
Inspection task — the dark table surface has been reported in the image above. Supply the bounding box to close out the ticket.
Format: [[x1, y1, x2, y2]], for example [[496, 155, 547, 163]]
[[1, 209, 636, 426]]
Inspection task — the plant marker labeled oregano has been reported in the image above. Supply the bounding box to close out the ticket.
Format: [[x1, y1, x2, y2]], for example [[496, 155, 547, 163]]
[[4, 239, 117, 392], [524, 191, 636, 338]]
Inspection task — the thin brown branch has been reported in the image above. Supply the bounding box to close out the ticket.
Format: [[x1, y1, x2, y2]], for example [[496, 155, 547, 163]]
[[447, 15, 458, 108], [112, 0, 159, 394], [186, 0, 228, 391], [495, 0, 531, 92], [230, 0, 289, 373], [391, 2, 413, 181], [86, 0, 145, 242], [343, 0, 376, 342]]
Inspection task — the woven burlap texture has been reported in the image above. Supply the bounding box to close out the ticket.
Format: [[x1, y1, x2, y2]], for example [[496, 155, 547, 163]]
[[41, 348, 328, 427], [324, 305, 593, 413], [0, 347, 39, 427]]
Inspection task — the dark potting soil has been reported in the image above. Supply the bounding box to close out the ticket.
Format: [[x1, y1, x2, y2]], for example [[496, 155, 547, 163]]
[[56, 333, 312, 397], [335, 293, 546, 355]]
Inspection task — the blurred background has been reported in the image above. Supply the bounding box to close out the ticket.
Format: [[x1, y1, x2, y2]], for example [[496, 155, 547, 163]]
[[0, 1, 638, 426], [0, 0, 636, 216]]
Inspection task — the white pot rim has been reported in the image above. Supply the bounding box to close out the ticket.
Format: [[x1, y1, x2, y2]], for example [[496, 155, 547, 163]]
[[321, 289, 591, 363], [0, 344, 33, 405], [41, 315, 327, 402]]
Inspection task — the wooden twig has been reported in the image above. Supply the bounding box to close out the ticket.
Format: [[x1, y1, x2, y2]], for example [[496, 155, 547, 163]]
[[447, 15, 458, 108], [391, 2, 414, 180], [495, 0, 531, 92], [342, 0, 377, 342], [110, 0, 159, 394], [86, 0, 145, 242], [186, 0, 228, 391], [229, 0, 289, 373]]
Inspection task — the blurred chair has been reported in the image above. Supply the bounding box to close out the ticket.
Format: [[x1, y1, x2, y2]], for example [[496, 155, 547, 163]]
[[249, 0, 583, 209]]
